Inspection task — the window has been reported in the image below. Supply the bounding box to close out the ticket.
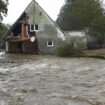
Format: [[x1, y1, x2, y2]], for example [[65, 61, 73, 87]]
[[35, 24, 38, 30], [47, 41, 54, 47], [30, 25, 34, 31], [39, 12, 42, 16], [30, 24, 38, 32]]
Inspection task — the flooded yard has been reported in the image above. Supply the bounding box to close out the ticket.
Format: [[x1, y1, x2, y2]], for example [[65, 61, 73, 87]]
[[0, 53, 105, 105]]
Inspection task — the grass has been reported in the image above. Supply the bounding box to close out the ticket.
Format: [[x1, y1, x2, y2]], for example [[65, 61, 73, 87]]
[[82, 49, 105, 59], [56, 42, 105, 59]]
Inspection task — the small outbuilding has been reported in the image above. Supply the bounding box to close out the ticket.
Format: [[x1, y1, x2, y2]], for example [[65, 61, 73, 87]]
[[64, 31, 87, 50]]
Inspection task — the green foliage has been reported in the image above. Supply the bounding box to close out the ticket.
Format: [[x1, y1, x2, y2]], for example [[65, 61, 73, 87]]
[[0, 23, 8, 38], [56, 0, 103, 31], [89, 16, 105, 34], [88, 15, 105, 48], [56, 43, 82, 57], [0, 0, 8, 27], [82, 50, 105, 59], [56, 1, 73, 31]]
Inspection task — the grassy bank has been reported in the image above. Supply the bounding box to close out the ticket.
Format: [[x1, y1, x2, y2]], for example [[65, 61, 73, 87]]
[[56, 43, 105, 59], [82, 49, 105, 59]]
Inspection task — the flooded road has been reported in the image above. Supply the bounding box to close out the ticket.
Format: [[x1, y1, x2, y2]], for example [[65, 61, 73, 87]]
[[0, 54, 105, 105]]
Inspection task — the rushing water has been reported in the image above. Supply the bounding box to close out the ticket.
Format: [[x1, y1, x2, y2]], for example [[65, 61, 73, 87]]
[[0, 53, 105, 105]]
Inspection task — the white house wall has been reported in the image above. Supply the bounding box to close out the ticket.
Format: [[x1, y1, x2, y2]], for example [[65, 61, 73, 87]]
[[25, 1, 54, 25], [25, 0, 65, 54]]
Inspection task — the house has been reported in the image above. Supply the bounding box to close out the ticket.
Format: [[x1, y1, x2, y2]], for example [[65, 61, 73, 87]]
[[64, 31, 87, 50], [4, 0, 65, 54]]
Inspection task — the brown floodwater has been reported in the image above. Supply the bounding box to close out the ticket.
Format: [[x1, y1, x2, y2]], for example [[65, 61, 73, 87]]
[[0, 53, 105, 105]]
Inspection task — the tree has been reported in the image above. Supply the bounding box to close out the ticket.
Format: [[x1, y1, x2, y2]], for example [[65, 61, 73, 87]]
[[88, 15, 105, 48], [56, 0, 103, 31], [0, 0, 8, 27], [56, 0, 73, 31], [0, 23, 8, 38], [70, 0, 103, 29]]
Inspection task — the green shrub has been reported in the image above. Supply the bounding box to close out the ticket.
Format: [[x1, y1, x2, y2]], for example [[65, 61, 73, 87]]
[[56, 43, 82, 57], [82, 51, 105, 59]]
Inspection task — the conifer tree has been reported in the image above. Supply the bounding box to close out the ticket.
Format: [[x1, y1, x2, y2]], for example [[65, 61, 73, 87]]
[[56, 0, 103, 31]]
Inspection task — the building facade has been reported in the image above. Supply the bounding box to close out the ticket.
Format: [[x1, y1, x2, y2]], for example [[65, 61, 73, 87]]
[[4, 0, 65, 54]]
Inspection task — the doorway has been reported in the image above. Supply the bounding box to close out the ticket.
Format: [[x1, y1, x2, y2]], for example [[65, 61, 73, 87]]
[[17, 41, 23, 53]]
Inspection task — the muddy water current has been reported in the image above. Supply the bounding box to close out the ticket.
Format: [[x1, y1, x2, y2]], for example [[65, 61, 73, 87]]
[[0, 53, 105, 105]]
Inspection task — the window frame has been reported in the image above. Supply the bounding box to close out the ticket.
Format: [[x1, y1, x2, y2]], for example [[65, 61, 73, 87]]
[[47, 40, 54, 47], [30, 24, 38, 32]]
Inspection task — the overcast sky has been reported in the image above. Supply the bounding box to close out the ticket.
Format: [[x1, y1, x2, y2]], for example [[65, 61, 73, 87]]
[[3, 0, 65, 24]]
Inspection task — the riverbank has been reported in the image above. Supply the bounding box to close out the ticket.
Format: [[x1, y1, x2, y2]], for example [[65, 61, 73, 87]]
[[82, 49, 105, 59], [1, 48, 105, 60]]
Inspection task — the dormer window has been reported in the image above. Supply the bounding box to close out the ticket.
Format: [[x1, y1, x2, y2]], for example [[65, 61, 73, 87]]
[[30, 24, 38, 32]]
